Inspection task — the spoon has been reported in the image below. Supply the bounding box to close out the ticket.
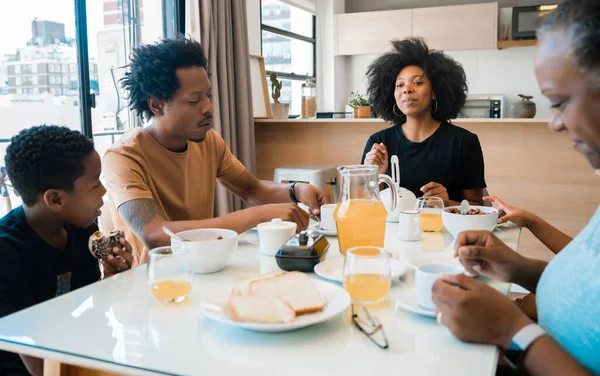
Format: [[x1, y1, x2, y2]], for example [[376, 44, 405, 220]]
[[460, 199, 469, 215], [162, 226, 186, 242]]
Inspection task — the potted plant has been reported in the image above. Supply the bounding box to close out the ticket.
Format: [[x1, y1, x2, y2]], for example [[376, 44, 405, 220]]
[[348, 91, 371, 118], [270, 72, 289, 119]]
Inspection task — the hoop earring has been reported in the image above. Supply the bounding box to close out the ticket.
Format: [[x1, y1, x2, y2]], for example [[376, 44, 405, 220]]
[[393, 104, 403, 117], [431, 99, 438, 113]]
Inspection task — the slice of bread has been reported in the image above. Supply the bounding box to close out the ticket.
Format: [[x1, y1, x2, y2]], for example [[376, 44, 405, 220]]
[[245, 272, 325, 315], [225, 294, 295, 324], [226, 272, 326, 323], [231, 271, 285, 295]]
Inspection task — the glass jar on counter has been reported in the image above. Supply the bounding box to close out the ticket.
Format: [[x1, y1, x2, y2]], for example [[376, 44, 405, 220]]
[[301, 78, 316, 119]]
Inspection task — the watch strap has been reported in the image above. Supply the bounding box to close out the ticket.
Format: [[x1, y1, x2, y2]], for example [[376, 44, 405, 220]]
[[289, 182, 300, 204]]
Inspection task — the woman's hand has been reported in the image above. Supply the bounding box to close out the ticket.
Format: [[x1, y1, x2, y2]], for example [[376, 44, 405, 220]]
[[102, 237, 134, 278], [432, 273, 532, 349], [420, 182, 449, 205], [484, 195, 535, 227], [454, 230, 528, 282], [363, 143, 389, 175]]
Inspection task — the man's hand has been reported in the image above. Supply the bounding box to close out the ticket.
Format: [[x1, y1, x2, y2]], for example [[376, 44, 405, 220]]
[[254, 203, 310, 232], [295, 183, 328, 219]]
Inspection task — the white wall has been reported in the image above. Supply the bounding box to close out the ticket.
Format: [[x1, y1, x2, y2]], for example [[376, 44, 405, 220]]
[[247, 0, 261, 56], [343, 47, 549, 118]]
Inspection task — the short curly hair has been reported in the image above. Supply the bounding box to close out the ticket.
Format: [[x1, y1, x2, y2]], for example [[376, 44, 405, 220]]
[[366, 37, 468, 124], [538, 0, 600, 89], [121, 36, 208, 120], [4, 126, 95, 206]]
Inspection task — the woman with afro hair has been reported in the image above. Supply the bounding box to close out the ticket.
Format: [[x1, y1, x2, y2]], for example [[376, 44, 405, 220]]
[[361, 37, 486, 206]]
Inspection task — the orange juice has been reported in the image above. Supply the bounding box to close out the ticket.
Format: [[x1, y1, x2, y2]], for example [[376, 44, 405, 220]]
[[335, 199, 387, 255], [343, 274, 391, 302], [151, 279, 192, 301], [420, 212, 443, 232]]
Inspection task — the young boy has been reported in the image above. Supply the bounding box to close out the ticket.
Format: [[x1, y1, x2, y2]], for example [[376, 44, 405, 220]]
[[0, 126, 133, 376]]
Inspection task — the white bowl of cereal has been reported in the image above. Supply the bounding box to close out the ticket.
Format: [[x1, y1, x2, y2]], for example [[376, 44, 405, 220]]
[[441, 206, 498, 238], [171, 229, 238, 273]]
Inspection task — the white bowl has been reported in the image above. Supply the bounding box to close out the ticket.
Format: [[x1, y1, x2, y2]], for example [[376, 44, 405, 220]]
[[171, 229, 238, 274], [441, 206, 498, 238]]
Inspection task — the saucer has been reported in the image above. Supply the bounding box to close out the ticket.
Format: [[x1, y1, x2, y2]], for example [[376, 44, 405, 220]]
[[314, 257, 407, 283], [312, 223, 337, 237], [395, 288, 436, 318], [245, 232, 259, 245]]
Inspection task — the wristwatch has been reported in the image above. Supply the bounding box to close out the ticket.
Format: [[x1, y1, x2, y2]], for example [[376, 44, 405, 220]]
[[289, 182, 300, 204], [503, 323, 546, 370]]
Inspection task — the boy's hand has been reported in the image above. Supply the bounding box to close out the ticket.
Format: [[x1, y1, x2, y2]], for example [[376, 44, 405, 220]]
[[102, 237, 134, 278]]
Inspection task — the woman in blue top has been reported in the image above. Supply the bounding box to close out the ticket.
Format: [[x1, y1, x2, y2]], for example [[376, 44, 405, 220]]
[[431, 1, 600, 375]]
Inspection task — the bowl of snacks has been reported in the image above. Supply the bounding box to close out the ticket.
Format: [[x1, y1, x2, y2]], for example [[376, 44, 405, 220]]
[[171, 229, 238, 273], [441, 206, 498, 238]]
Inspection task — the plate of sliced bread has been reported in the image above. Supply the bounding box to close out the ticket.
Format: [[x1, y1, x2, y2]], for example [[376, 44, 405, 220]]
[[200, 271, 351, 332]]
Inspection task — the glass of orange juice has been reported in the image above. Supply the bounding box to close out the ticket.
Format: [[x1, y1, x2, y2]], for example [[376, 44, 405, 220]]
[[416, 197, 444, 232], [343, 246, 391, 304], [147, 246, 193, 303]]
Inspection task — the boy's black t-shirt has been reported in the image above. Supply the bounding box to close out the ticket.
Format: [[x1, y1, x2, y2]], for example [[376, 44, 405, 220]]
[[361, 121, 487, 202], [0, 206, 100, 375]]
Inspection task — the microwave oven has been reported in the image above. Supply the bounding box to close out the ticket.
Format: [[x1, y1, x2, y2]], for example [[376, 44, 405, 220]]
[[512, 5, 558, 40], [458, 95, 504, 119]]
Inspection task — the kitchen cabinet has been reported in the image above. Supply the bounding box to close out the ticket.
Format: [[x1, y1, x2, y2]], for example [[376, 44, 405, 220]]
[[335, 9, 412, 56], [412, 3, 497, 51], [335, 2, 498, 55]]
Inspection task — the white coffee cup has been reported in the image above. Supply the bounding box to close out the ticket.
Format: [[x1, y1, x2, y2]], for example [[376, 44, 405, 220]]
[[319, 204, 337, 232], [256, 218, 297, 256], [415, 263, 464, 311], [398, 210, 422, 241]]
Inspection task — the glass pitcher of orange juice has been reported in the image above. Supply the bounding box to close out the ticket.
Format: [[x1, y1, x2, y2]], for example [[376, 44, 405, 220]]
[[334, 165, 398, 255]]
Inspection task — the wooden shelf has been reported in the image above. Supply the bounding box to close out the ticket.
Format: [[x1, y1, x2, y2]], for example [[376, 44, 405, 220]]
[[497, 40, 537, 49]]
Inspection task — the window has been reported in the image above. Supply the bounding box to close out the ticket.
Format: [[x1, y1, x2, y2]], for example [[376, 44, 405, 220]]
[[261, 0, 316, 116], [0, 0, 184, 218]]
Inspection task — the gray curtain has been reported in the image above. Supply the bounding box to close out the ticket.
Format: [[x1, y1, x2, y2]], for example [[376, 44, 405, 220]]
[[187, 0, 256, 216]]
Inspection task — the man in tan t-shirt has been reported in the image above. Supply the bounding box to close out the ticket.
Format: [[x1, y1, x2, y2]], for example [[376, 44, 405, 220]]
[[102, 37, 327, 266]]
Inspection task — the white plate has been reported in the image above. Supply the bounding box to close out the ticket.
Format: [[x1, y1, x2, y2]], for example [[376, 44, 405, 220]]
[[314, 258, 407, 283], [245, 232, 259, 245], [312, 223, 337, 237], [395, 288, 436, 318], [200, 280, 351, 332]]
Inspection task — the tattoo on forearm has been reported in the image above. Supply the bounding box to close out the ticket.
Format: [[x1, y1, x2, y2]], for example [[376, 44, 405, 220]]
[[118, 199, 165, 233]]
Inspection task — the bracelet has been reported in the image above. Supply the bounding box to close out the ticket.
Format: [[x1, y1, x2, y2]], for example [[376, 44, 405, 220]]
[[289, 182, 300, 204], [503, 323, 546, 370], [512, 323, 546, 350]]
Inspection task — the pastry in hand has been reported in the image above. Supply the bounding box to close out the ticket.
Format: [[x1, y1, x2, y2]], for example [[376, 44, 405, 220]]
[[88, 229, 124, 261]]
